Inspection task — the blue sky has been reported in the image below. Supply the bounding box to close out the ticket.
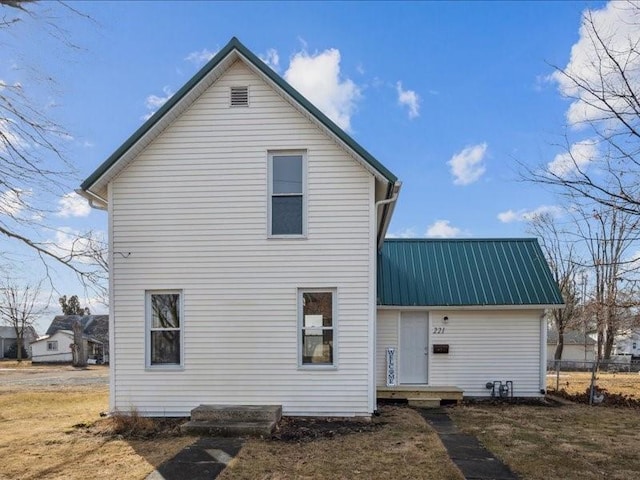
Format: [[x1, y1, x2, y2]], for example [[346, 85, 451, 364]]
[[1, 0, 611, 331]]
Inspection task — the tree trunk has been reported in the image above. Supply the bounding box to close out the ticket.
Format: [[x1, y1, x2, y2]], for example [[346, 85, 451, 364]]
[[16, 333, 23, 363], [554, 333, 564, 361], [72, 320, 86, 367], [604, 323, 615, 360]]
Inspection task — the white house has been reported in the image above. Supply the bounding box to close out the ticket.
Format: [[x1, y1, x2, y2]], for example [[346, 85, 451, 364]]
[[31, 330, 102, 364], [546, 330, 596, 364], [78, 37, 563, 417], [0, 326, 37, 359], [614, 330, 640, 357]]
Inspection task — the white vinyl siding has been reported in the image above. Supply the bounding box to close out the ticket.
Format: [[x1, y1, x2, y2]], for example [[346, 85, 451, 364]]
[[110, 60, 374, 416], [376, 309, 545, 397]]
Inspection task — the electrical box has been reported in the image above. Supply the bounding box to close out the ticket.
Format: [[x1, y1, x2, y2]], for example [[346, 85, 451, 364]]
[[433, 344, 449, 354]]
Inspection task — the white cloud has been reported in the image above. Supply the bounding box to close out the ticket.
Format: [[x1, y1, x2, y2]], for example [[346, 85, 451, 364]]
[[497, 205, 563, 223], [0, 118, 27, 155], [259, 48, 280, 71], [0, 189, 28, 216], [448, 143, 488, 185], [547, 139, 598, 177], [386, 227, 419, 239], [396, 81, 420, 119], [284, 48, 361, 131], [553, 2, 640, 126], [142, 86, 174, 121], [426, 220, 462, 238], [185, 48, 217, 67], [57, 192, 91, 218]]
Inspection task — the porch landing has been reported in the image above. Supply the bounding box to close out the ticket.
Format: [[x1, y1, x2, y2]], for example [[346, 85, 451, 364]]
[[377, 386, 464, 407]]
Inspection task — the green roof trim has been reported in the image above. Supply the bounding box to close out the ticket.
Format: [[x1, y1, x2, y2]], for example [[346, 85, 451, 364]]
[[81, 36, 397, 191], [377, 238, 564, 307]]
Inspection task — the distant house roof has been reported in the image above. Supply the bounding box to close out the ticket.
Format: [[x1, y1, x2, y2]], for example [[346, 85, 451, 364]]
[[547, 330, 596, 345], [31, 329, 103, 345], [45, 315, 108, 345], [377, 238, 564, 307], [0, 325, 38, 340]]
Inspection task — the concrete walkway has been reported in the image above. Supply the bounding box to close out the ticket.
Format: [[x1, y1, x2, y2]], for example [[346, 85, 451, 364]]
[[418, 408, 519, 480], [146, 437, 243, 480]]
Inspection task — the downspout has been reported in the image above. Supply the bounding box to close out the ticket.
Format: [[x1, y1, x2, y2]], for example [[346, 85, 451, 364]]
[[540, 312, 547, 395], [375, 181, 401, 250], [370, 180, 401, 414]]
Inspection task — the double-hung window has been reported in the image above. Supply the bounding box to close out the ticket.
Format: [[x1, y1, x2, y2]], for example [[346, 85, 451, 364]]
[[268, 152, 305, 236], [299, 289, 336, 366], [147, 291, 182, 367]]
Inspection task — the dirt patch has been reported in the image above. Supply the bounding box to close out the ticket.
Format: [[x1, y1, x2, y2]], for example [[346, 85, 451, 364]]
[[271, 415, 384, 442]]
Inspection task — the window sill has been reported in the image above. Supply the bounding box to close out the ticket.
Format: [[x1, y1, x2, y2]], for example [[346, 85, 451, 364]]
[[298, 364, 337, 371], [145, 365, 184, 372], [268, 234, 307, 240]]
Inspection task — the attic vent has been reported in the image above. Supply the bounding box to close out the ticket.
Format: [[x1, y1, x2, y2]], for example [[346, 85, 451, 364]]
[[230, 86, 249, 107]]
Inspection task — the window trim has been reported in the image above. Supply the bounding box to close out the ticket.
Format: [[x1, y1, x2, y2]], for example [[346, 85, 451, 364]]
[[297, 288, 338, 369], [145, 290, 184, 369], [267, 151, 307, 238], [47, 341, 58, 351]]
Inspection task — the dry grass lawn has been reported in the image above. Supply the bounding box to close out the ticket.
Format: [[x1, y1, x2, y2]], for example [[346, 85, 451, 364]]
[[219, 405, 463, 480], [0, 386, 194, 480], [451, 403, 640, 480], [547, 371, 640, 398]]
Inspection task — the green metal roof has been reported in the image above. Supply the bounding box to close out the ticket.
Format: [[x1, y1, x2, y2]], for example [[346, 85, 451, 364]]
[[377, 238, 564, 307], [81, 36, 397, 191]]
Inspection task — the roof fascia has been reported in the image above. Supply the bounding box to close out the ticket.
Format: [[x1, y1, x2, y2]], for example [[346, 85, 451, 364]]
[[377, 304, 564, 310]]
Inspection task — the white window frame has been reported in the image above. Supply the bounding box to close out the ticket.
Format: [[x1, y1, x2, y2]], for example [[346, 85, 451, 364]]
[[145, 290, 184, 369], [297, 288, 337, 369], [267, 151, 307, 238], [47, 341, 58, 351]]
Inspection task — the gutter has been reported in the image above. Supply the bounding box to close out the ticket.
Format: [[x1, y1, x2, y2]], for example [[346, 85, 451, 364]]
[[75, 188, 108, 211], [375, 181, 402, 250]]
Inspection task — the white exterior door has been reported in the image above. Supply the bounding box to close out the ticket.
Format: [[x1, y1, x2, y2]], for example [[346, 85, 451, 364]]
[[400, 312, 428, 384]]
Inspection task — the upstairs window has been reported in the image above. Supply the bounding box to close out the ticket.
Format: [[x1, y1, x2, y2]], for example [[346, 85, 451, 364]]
[[268, 152, 305, 236]]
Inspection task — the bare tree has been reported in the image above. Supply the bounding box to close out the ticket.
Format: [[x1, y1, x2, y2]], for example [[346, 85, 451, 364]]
[[0, 279, 46, 362], [0, 1, 105, 294], [528, 212, 582, 360], [523, 2, 640, 216], [573, 204, 640, 359]]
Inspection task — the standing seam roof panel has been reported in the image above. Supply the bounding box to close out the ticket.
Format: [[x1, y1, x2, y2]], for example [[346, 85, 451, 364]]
[[377, 239, 564, 306]]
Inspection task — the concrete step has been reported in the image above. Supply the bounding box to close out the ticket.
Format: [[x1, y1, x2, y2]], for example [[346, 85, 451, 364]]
[[408, 397, 442, 408], [191, 404, 282, 423], [181, 419, 277, 437]]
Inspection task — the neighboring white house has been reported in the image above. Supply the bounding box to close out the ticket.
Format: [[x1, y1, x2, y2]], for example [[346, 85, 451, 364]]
[[31, 330, 103, 364], [546, 329, 596, 364], [614, 330, 640, 357], [78, 37, 563, 417], [0, 326, 37, 359]]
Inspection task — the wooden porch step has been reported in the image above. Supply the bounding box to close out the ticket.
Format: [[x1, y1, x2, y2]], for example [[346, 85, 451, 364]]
[[408, 398, 441, 408], [378, 386, 463, 401]]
